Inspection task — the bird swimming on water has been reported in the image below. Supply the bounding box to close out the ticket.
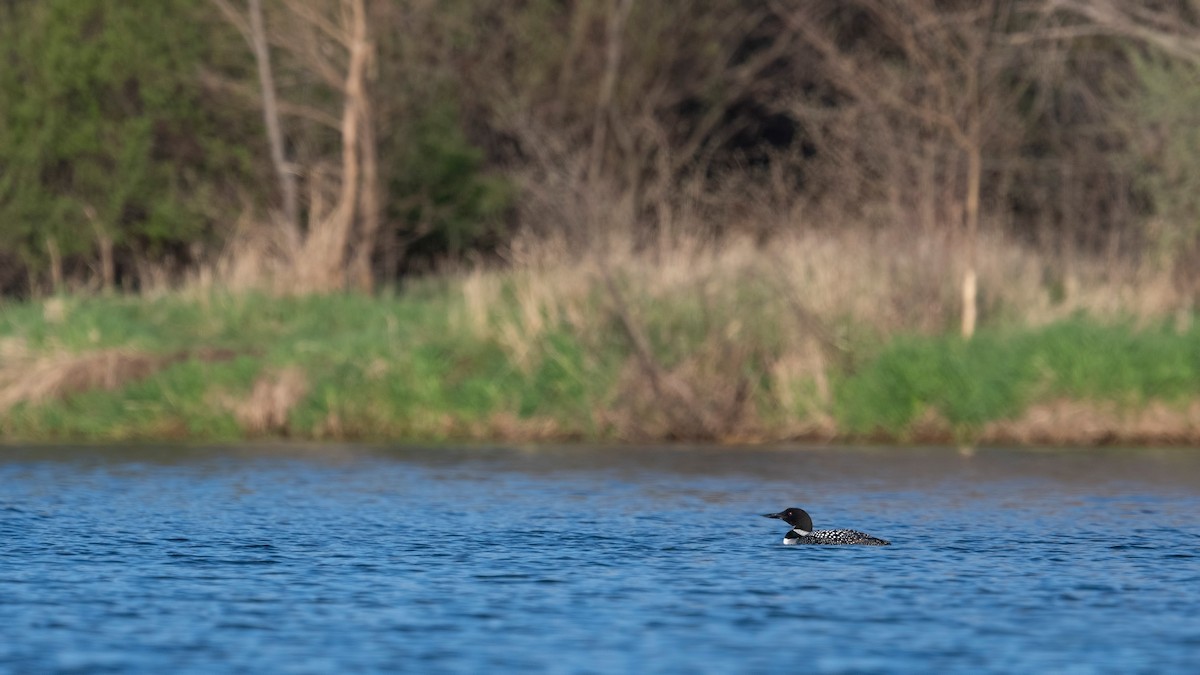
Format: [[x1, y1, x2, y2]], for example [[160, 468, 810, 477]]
[[763, 507, 890, 546]]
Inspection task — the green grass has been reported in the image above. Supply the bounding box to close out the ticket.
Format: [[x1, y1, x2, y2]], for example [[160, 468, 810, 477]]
[[834, 317, 1200, 438], [3, 287, 1200, 443], [0, 285, 621, 441]]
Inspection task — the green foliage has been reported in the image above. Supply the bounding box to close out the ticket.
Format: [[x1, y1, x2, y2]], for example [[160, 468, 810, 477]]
[[835, 332, 1034, 435], [1028, 319, 1200, 402], [0, 0, 252, 277], [388, 101, 512, 259], [835, 318, 1200, 436], [519, 331, 593, 419]]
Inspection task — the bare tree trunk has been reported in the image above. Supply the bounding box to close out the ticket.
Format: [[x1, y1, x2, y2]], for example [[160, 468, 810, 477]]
[[589, 0, 634, 183], [350, 89, 380, 292], [213, 0, 381, 293], [212, 0, 299, 236], [961, 137, 981, 339], [46, 237, 63, 294], [96, 229, 115, 292], [960, 72, 979, 336], [294, 0, 371, 292], [960, 146, 979, 336], [248, 0, 299, 234]]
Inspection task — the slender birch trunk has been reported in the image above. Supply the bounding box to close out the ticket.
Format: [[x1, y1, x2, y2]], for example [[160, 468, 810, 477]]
[[248, 0, 298, 235]]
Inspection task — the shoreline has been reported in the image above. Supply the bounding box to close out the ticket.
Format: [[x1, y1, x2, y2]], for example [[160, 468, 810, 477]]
[[3, 282, 1200, 448]]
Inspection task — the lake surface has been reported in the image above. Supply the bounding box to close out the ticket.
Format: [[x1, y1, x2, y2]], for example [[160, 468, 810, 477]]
[[2, 444, 1199, 673]]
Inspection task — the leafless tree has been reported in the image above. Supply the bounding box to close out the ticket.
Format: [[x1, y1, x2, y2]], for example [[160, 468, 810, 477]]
[[1044, 0, 1200, 62], [773, 0, 1035, 338], [209, 0, 379, 292], [210, 0, 298, 236], [463, 1, 798, 247]]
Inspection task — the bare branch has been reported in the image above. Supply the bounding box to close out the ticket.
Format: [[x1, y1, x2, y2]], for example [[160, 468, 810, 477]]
[[249, 0, 298, 232], [1050, 0, 1200, 61], [770, 1, 969, 146], [1005, 24, 1122, 45], [589, 0, 635, 182], [209, 0, 253, 48], [199, 68, 342, 129], [279, 0, 352, 49]]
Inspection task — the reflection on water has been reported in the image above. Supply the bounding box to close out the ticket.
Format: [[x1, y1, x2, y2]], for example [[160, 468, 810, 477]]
[[2, 444, 1199, 672]]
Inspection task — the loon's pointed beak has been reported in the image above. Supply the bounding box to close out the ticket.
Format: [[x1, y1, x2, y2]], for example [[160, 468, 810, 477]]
[[763, 512, 784, 519]]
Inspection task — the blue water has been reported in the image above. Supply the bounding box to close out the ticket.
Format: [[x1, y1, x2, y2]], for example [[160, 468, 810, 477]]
[[2, 445, 1199, 673]]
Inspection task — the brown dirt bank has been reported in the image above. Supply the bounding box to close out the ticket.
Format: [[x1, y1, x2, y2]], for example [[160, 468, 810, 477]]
[[979, 399, 1200, 447], [444, 401, 1200, 447], [838, 399, 1200, 447]]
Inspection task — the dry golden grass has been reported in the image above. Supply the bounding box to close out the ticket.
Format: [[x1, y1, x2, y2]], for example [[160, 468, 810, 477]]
[[0, 344, 244, 417], [463, 226, 1189, 341], [0, 347, 167, 414], [450, 222, 1194, 441], [234, 367, 309, 435], [3, 223, 1194, 444], [143, 209, 310, 298]]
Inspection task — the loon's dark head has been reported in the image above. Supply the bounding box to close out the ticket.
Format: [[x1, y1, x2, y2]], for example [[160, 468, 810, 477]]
[[763, 507, 814, 534]]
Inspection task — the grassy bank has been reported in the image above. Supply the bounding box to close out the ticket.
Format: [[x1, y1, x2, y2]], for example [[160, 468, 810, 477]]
[[2, 233, 1199, 445]]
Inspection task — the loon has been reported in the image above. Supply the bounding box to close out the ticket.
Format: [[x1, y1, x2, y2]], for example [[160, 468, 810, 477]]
[[763, 507, 890, 546]]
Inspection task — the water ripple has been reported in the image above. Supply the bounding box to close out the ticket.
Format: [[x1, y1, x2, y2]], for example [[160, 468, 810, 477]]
[[2, 444, 1199, 673]]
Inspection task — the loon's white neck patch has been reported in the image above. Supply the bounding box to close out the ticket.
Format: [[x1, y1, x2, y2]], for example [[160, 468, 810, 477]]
[[783, 528, 811, 543]]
